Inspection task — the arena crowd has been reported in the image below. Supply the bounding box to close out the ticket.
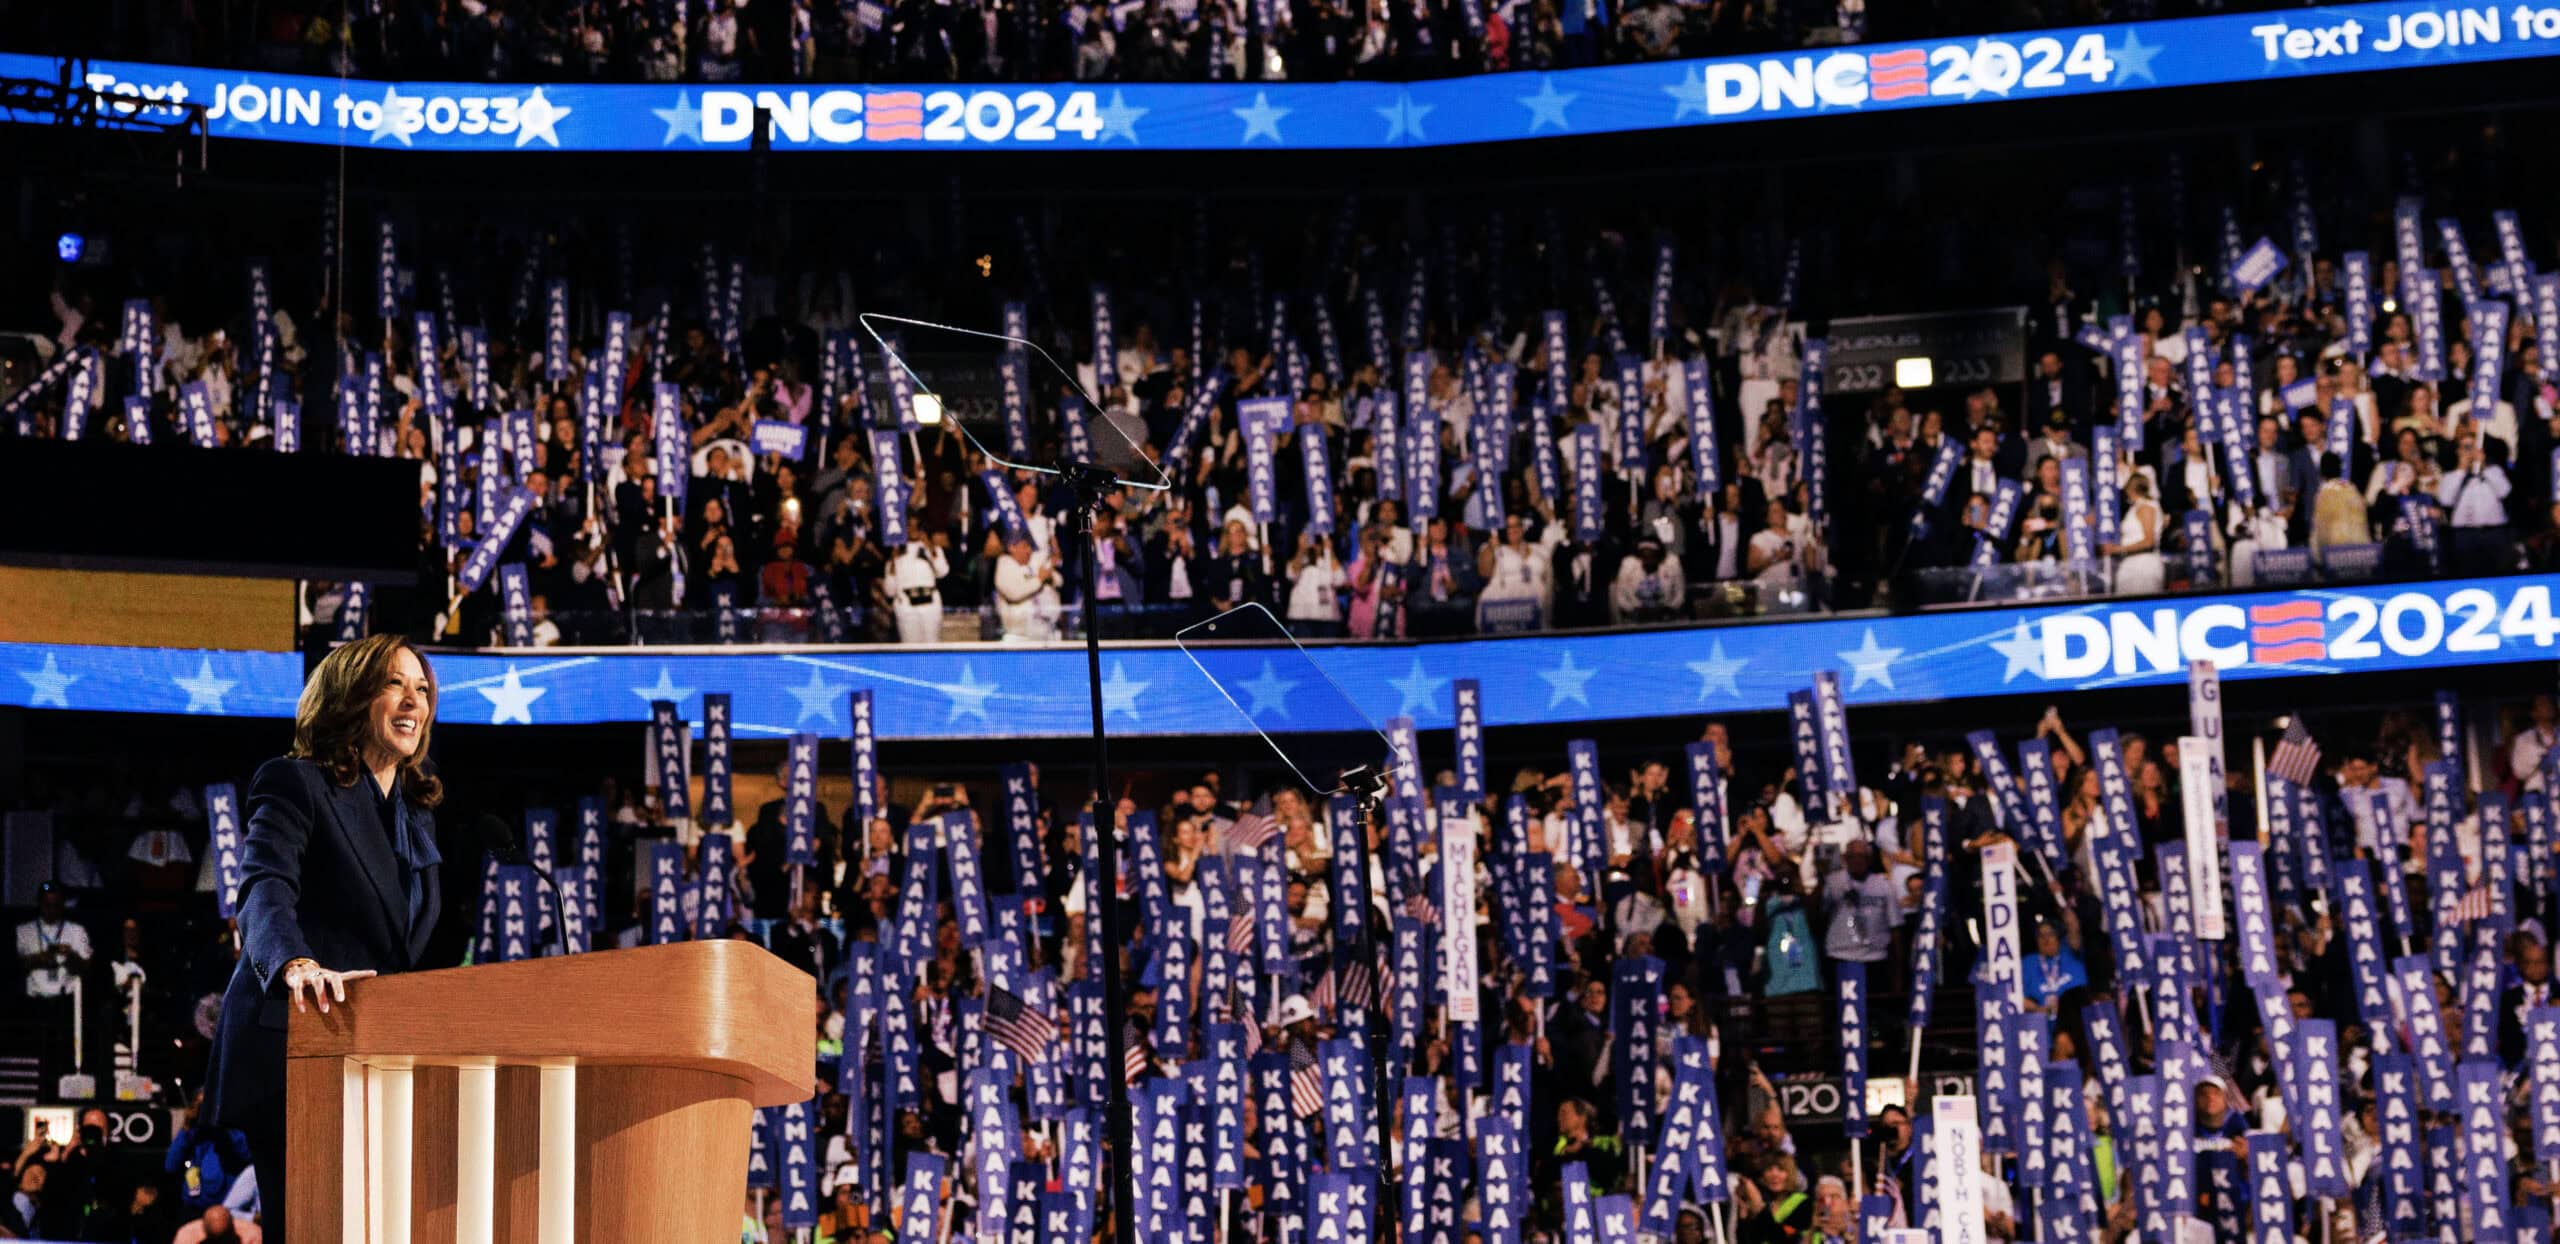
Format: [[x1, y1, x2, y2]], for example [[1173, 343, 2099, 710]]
[[9, 150, 2558, 650], [9, 681, 2560, 1243]]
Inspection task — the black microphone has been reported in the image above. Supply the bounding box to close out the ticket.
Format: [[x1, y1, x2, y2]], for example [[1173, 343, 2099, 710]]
[[476, 813, 572, 957]]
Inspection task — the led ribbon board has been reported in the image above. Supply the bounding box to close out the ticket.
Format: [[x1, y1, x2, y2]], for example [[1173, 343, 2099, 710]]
[[5, 3, 2554, 151], [6, 576, 2558, 738]]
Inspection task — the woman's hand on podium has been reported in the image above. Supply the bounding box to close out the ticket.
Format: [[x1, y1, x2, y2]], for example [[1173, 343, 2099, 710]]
[[282, 957, 377, 1015]]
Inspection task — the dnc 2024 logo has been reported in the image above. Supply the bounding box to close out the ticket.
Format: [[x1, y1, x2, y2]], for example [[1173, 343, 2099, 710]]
[[2038, 583, 2560, 678], [692, 88, 1110, 145], [1694, 33, 2117, 116]]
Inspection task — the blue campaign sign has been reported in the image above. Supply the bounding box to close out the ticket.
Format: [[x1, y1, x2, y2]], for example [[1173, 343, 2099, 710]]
[[751, 419, 809, 459], [6, 2, 2558, 153], [5, 576, 2560, 739]]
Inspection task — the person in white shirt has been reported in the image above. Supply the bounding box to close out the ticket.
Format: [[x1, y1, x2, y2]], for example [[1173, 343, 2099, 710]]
[[1283, 533, 1347, 633], [2108, 473, 2168, 595], [890, 536, 950, 643], [2445, 393, 2519, 455], [18, 883, 91, 1090], [2433, 438, 2513, 576], [1747, 499, 1807, 589], [527, 594, 563, 648], [1759, 789, 1817, 892], [2337, 754, 2419, 856], [2510, 695, 2557, 791], [1474, 513, 1550, 622], [1118, 325, 1163, 391], [18, 883, 90, 1000], [1608, 538, 1685, 623], [1352, 498, 1416, 564], [106, 916, 149, 996], [991, 535, 1061, 640]]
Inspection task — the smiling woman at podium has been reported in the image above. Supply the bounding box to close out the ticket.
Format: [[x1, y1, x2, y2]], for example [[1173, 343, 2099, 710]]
[[203, 634, 447, 1242]]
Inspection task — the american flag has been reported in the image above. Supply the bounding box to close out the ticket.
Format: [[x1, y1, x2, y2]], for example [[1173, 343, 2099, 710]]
[[1122, 1016, 1153, 1084], [1290, 1041, 1324, 1118], [1227, 910, 1255, 955], [2454, 883, 2495, 926], [2356, 1193, 2387, 1244], [2269, 717, 2324, 787], [1337, 957, 1380, 1012], [1402, 891, 1440, 927], [984, 984, 1058, 1064], [1221, 797, 1282, 853], [1311, 961, 1380, 1016]]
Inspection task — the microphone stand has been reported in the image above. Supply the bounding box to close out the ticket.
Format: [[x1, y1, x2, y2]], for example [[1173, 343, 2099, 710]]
[[1062, 461, 1140, 1244]]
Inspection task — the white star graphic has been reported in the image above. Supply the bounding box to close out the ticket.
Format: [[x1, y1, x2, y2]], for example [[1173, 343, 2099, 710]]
[[630, 665, 697, 710], [652, 90, 703, 146], [220, 80, 270, 135], [1098, 89, 1148, 144], [1232, 91, 1290, 145], [513, 87, 573, 149], [1539, 650, 1599, 709], [1837, 628, 1907, 692], [18, 653, 78, 708], [1519, 77, 1578, 133], [1663, 66, 1712, 121], [1968, 41, 2016, 97], [173, 657, 238, 714], [1686, 640, 1746, 701], [1238, 659, 1300, 720], [477, 664, 547, 725], [783, 666, 844, 728], [366, 85, 414, 146], [2110, 28, 2162, 84], [1988, 620, 2047, 684], [941, 662, 1000, 723], [1388, 658, 1450, 719], [1101, 660, 1150, 723], [1376, 92, 1433, 142]]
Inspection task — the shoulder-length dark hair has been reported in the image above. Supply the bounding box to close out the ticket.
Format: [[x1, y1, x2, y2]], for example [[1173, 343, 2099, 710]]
[[289, 634, 444, 808]]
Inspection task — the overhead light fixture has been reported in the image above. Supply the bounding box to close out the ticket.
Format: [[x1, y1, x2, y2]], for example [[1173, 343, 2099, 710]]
[[913, 393, 944, 426], [1894, 357, 1934, 388]]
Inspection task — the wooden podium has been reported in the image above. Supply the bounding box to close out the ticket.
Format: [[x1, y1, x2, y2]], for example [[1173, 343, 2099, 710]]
[[285, 940, 815, 1244]]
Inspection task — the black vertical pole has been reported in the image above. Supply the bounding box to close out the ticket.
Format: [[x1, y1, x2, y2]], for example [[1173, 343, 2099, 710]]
[[1355, 777, 1398, 1241], [1372, 810, 1397, 1240], [1070, 471, 1138, 1244]]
